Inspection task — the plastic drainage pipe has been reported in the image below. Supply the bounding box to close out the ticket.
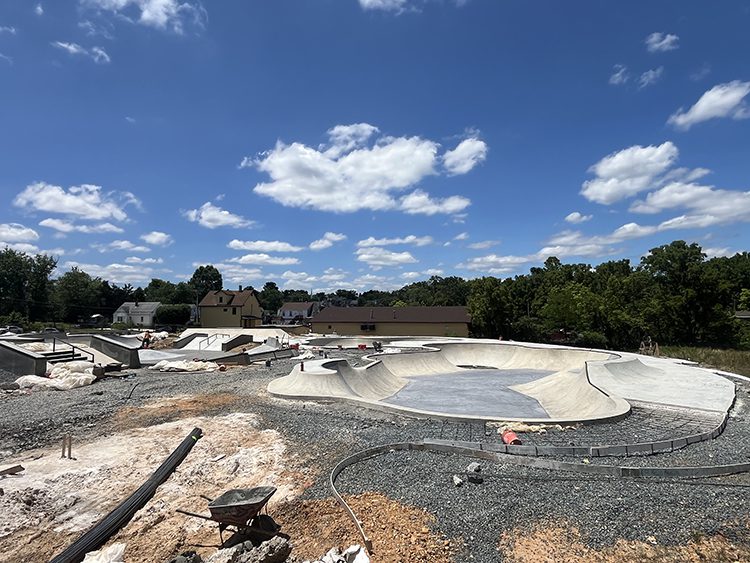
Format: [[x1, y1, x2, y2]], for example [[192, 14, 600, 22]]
[[50, 427, 203, 563]]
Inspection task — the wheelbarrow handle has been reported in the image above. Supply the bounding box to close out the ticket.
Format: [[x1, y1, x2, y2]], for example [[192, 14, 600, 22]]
[[200, 494, 214, 502], [176, 508, 214, 521]]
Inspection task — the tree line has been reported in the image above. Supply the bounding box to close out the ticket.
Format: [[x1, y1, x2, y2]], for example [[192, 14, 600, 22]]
[[2, 240, 749, 350]]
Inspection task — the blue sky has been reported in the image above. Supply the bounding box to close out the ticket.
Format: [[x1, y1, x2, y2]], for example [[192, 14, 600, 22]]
[[1, 0, 749, 292]]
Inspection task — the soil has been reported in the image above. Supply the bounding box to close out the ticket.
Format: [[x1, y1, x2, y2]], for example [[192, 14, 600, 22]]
[[275, 492, 458, 563]]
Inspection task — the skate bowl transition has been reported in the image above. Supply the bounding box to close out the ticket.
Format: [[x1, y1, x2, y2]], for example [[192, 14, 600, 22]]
[[268, 340, 736, 423]]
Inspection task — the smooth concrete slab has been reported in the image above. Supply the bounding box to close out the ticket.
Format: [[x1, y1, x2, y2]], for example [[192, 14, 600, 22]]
[[383, 369, 551, 418]]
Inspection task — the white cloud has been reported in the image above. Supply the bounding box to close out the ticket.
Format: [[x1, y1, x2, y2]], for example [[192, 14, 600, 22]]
[[399, 189, 470, 215], [280, 268, 350, 290], [0, 223, 39, 242], [0, 53, 12, 65], [35, 4, 44, 16], [309, 232, 347, 251], [704, 247, 732, 259], [125, 256, 163, 264], [63, 260, 155, 283], [401, 271, 421, 280], [14, 182, 136, 221], [565, 212, 592, 224], [467, 240, 499, 250], [0, 26, 16, 35], [51, 41, 111, 64], [690, 64, 711, 82], [94, 240, 151, 253], [39, 218, 124, 234], [356, 235, 433, 248], [639, 67, 663, 89], [580, 142, 678, 204], [228, 239, 303, 252], [183, 202, 255, 229], [609, 64, 629, 85], [668, 81, 750, 130], [245, 124, 473, 216], [454, 232, 469, 241], [81, 0, 206, 33], [424, 268, 443, 276], [199, 262, 266, 285], [358, 0, 408, 12], [645, 32, 679, 53], [443, 137, 488, 175], [457, 254, 534, 275], [355, 246, 417, 268], [228, 253, 299, 266], [140, 231, 172, 246]]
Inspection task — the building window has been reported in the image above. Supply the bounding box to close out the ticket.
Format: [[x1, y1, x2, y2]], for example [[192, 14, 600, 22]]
[[223, 308, 227, 312], [219, 296, 223, 303], [360, 324, 375, 331], [328, 325, 332, 329], [141, 316, 144, 322], [232, 307, 236, 315]]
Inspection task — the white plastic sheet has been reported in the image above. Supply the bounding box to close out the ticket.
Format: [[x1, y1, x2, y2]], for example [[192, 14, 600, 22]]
[[150, 360, 220, 372], [82, 543, 126, 563]]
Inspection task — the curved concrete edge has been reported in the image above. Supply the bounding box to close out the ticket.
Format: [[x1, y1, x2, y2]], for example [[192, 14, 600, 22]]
[[329, 438, 750, 555]]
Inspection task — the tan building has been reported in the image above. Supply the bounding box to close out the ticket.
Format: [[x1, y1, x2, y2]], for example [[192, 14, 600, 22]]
[[311, 306, 470, 337], [198, 289, 262, 328]]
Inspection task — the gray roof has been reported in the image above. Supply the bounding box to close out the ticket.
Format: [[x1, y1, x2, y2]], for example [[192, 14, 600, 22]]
[[115, 302, 161, 315]]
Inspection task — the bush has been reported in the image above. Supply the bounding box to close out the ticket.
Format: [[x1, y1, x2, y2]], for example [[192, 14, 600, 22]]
[[155, 304, 191, 326], [574, 330, 609, 349]]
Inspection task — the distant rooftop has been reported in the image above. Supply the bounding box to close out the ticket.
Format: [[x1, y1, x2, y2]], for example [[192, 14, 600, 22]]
[[313, 306, 470, 324]]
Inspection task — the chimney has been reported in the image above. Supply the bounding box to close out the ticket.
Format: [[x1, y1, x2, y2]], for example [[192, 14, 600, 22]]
[[239, 284, 243, 291]]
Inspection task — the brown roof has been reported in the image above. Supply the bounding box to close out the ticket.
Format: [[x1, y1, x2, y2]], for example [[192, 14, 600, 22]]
[[199, 290, 259, 308], [312, 306, 470, 324]]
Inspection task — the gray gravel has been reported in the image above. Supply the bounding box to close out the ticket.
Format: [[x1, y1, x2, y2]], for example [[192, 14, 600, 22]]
[[3, 351, 750, 562]]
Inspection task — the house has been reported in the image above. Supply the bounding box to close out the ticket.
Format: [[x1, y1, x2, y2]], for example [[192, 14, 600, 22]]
[[311, 306, 471, 337], [199, 289, 262, 328], [736, 310, 750, 321], [277, 301, 320, 324], [113, 302, 161, 328]]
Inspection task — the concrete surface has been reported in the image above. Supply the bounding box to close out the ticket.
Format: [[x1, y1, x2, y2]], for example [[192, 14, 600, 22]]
[[268, 339, 736, 423]]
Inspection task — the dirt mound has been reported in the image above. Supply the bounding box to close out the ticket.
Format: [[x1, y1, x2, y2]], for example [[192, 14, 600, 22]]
[[274, 492, 458, 562], [498, 522, 750, 562], [113, 394, 243, 430]]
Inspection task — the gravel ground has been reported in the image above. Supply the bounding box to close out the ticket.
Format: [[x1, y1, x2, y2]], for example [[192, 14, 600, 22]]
[[3, 351, 750, 562]]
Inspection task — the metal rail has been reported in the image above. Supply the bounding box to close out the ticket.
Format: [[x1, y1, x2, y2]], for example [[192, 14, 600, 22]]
[[51, 337, 95, 363], [198, 333, 230, 350]]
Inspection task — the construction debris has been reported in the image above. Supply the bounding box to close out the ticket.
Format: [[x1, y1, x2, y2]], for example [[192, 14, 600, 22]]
[[16, 360, 98, 390], [81, 543, 126, 563], [150, 360, 221, 372]]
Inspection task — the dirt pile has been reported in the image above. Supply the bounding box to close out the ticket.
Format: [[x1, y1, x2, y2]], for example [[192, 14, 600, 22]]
[[497, 521, 750, 562], [274, 492, 458, 563]]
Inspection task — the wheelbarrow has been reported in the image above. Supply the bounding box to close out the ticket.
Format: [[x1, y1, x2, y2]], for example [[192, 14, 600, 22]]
[[176, 486, 280, 545]]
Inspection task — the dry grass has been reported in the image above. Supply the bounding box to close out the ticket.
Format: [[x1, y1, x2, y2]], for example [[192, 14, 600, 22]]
[[660, 346, 750, 377]]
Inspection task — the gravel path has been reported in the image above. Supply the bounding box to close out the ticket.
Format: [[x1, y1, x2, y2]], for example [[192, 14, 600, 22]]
[[3, 351, 750, 562]]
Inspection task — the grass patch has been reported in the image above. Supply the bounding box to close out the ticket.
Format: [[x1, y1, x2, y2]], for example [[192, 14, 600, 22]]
[[660, 346, 750, 377]]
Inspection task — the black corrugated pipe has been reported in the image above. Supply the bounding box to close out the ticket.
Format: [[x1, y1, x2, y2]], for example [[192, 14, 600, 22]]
[[50, 427, 203, 563]]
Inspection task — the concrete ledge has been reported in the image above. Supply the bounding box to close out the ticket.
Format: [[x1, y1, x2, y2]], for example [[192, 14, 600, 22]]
[[0, 341, 47, 378], [90, 335, 141, 368]]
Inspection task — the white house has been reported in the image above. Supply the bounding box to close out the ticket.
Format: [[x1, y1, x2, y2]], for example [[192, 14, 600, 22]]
[[113, 302, 161, 327], [277, 301, 320, 324]]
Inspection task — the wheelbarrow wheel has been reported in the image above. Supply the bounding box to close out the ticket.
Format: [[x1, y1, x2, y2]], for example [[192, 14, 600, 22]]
[[254, 514, 280, 533]]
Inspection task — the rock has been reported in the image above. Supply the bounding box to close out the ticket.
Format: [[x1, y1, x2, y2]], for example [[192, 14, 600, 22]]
[[452, 474, 464, 487], [236, 536, 292, 563], [204, 546, 243, 563], [341, 545, 369, 563], [169, 553, 203, 563], [466, 462, 481, 473], [467, 473, 484, 484]]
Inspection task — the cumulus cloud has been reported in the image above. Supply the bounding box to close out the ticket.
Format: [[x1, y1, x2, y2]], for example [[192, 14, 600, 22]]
[[467, 240, 500, 250], [0, 53, 12, 65], [443, 137, 487, 175], [39, 218, 124, 234], [197, 262, 266, 285], [356, 246, 417, 268], [454, 232, 469, 241], [140, 231, 173, 246], [63, 260, 155, 283], [0, 223, 39, 243], [228, 254, 299, 266], [358, 0, 408, 11], [704, 247, 732, 259], [81, 0, 206, 33], [0, 26, 16, 35], [356, 235, 433, 247], [280, 268, 350, 290], [609, 64, 629, 85], [35, 4, 43, 16], [565, 212, 592, 224], [14, 182, 137, 221], [227, 239, 303, 252], [639, 67, 663, 89], [580, 142, 679, 204], [243, 123, 475, 216], [645, 32, 679, 53], [457, 254, 534, 275], [668, 81, 750, 130], [309, 232, 347, 251], [51, 41, 110, 63], [125, 256, 163, 264], [94, 239, 150, 253], [183, 202, 255, 229]]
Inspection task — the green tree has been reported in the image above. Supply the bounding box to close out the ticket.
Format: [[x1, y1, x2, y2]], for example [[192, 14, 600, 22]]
[[467, 277, 512, 338], [52, 268, 102, 323], [154, 304, 191, 325], [259, 281, 283, 314], [0, 249, 57, 322], [189, 265, 223, 303], [144, 278, 177, 303]]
